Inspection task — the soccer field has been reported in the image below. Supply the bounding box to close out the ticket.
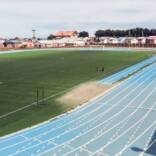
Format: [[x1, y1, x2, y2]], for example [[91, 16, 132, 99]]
[[0, 50, 152, 136]]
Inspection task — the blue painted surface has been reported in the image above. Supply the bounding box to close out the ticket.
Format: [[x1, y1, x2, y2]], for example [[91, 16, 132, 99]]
[[99, 56, 156, 84], [0, 57, 156, 156]]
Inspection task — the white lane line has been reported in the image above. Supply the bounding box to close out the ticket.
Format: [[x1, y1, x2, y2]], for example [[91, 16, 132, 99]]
[[0, 76, 123, 141], [47, 140, 58, 146], [2, 64, 153, 151], [0, 89, 70, 120], [36, 69, 156, 156], [92, 113, 155, 156], [18, 135, 29, 141], [114, 100, 156, 155], [108, 117, 130, 142], [92, 84, 156, 155], [80, 147, 93, 154], [100, 56, 156, 83], [2, 64, 155, 156], [93, 82, 155, 150], [0, 83, 124, 150], [13, 67, 156, 156], [98, 152, 110, 156], [62, 75, 156, 156], [2, 58, 152, 142], [112, 105, 156, 112], [114, 122, 156, 156], [141, 140, 156, 156], [91, 150, 110, 156], [1, 63, 154, 144], [34, 138, 43, 144], [139, 125, 156, 156]]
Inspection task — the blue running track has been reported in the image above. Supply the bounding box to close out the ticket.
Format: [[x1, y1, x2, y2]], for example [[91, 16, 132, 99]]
[[0, 57, 156, 156], [100, 56, 156, 84]]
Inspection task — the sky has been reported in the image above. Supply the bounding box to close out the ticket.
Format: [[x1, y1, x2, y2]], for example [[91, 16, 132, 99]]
[[0, 0, 156, 38]]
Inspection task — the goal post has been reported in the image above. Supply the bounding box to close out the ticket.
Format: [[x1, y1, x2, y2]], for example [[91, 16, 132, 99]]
[[36, 87, 45, 105]]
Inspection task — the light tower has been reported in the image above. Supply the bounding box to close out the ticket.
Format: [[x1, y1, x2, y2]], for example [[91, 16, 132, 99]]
[[32, 29, 36, 39]]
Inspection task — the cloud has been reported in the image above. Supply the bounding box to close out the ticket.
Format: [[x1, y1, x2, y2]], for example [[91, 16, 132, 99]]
[[0, 0, 156, 37]]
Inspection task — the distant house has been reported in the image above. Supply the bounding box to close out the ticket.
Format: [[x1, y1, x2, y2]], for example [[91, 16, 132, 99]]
[[3, 40, 22, 48], [0, 38, 5, 48], [109, 38, 119, 44], [119, 37, 138, 45], [55, 31, 79, 38], [22, 40, 34, 48], [138, 37, 146, 45], [130, 38, 138, 44], [117, 37, 127, 44], [146, 36, 156, 45], [99, 37, 110, 44], [100, 37, 118, 44], [3, 39, 33, 49], [38, 37, 87, 48]]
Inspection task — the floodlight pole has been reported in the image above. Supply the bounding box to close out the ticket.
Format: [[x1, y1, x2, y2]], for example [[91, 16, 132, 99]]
[[32, 29, 36, 39]]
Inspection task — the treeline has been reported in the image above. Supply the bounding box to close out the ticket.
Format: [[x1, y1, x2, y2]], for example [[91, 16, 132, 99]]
[[95, 28, 156, 37], [47, 28, 156, 39]]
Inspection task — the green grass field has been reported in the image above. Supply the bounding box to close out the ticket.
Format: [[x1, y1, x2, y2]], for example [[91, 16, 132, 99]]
[[0, 50, 152, 136]]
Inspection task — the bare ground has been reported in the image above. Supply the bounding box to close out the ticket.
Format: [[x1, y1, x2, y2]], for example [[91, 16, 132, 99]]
[[56, 81, 114, 107]]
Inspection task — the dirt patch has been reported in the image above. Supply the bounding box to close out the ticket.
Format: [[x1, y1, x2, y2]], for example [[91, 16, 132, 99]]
[[56, 81, 114, 107]]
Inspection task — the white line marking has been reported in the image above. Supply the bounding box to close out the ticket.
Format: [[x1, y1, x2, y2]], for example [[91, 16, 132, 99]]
[[62, 75, 156, 156], [92, 85, 156, 155], [2, 64, 154, 150], [114, 122, 156, 156], [1, 62, 154, 143], [114, 99, 156, 155], [36, 68, 156, 156], [139, 125, 156, 156]]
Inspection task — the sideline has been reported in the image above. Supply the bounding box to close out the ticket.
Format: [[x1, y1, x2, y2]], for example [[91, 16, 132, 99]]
[[0, 47, 156, 55]]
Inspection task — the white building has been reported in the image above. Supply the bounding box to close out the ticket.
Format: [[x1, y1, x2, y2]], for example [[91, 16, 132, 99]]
[[38, 37, 87, 48], [138, 37, 146, 45], [130, 38, 138, 44]]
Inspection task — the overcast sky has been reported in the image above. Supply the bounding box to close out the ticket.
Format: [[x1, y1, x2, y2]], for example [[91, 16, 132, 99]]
[[0, 0, 156, 38]]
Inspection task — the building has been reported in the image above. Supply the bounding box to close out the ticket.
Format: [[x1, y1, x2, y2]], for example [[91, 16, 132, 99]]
[[0, 38, 5, 48], [146, 36, 156, 45], [22, 40, 34, 48], [130, 38, 138, 45], [55, 31, 79, 38], [117, 37, 138, 45], [138, 37, 146, 45], [38, 37, 87, 48], [99, 37, 110, 44]]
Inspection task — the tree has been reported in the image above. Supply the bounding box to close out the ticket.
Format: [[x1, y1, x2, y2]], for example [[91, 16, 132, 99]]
[[47, 34, 56, 40], [95, 30, 105, 38], [95, 28, 156, 38], [78, 31, 89, 38]]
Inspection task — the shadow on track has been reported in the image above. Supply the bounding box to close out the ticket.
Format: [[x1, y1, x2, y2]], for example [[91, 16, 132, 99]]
[[131, 130, 156, 155]]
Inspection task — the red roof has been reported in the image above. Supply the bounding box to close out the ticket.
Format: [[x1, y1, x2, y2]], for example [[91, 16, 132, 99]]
[[55, 31, 78, 37]]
